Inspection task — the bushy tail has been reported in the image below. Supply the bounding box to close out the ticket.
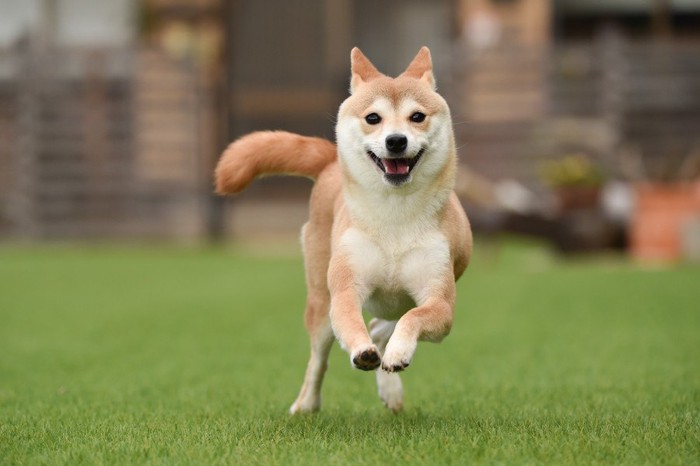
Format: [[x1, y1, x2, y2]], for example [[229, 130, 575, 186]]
[[215, 131, 337, 195]]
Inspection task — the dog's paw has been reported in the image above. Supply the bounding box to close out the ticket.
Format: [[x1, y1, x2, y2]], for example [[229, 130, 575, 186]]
[[289, 398, 320, 415], [381, 359, 410, 373], [377, 370, 403, 413], [381, 338, 416, 372], [289, 390, 322, 415], [351, 345, 381, 371]]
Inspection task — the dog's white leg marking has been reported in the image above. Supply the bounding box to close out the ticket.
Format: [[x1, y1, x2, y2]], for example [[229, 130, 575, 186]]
[[290, 298, 334, 414], [382, 238, 455, 372], [369, 318, 403, 412], [381, 295, 453, 372]]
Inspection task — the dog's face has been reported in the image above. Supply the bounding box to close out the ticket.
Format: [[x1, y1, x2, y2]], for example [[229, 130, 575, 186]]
[[336, 48, 455, 191]]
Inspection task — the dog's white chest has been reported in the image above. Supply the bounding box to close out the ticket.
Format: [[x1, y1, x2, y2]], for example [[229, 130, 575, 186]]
[[340, 226, 451, 320]]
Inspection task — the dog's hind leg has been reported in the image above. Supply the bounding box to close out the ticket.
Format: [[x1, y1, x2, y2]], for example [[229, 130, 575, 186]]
[[290, 222, 335, 414], [369, 318, 403, 412], [290, 295, 333, 414]]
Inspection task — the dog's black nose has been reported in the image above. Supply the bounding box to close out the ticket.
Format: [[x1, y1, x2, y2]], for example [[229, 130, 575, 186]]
[[385, 134, 408, 154]]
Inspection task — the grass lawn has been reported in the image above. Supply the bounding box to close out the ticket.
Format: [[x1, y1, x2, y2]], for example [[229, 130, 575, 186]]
[[0, 240, 698, 465]]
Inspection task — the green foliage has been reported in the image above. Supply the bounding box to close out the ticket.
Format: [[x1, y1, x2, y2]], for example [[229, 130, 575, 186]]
[[0, 242, 698, 465], [540, 154, 606, 188]]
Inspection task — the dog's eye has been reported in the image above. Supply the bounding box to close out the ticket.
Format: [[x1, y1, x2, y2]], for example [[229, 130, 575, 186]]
[[410, 112, 426, 123], [365, 113, 381, 125]]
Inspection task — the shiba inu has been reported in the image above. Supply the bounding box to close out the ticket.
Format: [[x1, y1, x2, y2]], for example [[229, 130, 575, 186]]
[[215, 47, 472, 413]]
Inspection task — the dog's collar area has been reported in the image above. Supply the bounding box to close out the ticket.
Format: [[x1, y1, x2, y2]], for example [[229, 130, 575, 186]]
[[367, 148, 425, 177]]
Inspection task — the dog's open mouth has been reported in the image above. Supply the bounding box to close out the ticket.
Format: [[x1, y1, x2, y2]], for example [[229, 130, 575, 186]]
[[367, 149, 425, 184]]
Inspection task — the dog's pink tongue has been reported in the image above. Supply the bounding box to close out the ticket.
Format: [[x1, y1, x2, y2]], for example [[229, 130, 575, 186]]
[[382, 159, 410, 175]]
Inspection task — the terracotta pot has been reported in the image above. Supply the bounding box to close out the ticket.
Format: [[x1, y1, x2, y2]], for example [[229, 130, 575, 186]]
[[630, 183, 700, 262], [556, 186, 601, 211]]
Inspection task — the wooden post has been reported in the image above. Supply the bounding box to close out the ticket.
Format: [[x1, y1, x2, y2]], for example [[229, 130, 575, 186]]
[[598, 27, 623, 171], [207, 0, 235, 243], [15, 38, 41, 238], [651, 0, 672, 39]]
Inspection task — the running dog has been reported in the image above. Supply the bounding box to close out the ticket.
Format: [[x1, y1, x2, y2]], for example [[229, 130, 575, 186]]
[[215, 47, 472, 413]]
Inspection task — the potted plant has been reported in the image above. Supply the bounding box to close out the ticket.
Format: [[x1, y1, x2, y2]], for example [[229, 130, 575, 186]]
[[625, 148, 700, 262], [631, 182, 700, 262], [541, 154, 606, 211]]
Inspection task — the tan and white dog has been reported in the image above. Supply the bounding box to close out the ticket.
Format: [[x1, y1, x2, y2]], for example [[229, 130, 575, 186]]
[[215, 47, 472, 414]]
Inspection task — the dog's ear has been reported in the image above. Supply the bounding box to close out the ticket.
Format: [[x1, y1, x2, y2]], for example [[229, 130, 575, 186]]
[[401, 47, 435, 90], [350, 47, 382, 94]]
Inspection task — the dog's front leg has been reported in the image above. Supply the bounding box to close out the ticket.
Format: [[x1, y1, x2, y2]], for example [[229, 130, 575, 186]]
[[381, 281, 455, 372], [328, 255, 380, 371]]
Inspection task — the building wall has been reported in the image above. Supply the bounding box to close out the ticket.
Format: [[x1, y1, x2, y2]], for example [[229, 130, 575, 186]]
[[0, 0, 135, 47]]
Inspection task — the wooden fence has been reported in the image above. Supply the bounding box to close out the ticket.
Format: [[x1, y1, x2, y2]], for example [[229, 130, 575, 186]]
[[453, 34, 700, 189], [1, 35, 699, 240], [0, 43, 205, 239]]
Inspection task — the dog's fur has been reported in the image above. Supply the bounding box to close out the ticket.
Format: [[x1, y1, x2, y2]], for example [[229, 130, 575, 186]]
[[215, 47, 472, 413]]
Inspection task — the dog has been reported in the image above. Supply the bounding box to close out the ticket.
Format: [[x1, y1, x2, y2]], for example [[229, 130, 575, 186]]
[[215, 47, 472, 413]]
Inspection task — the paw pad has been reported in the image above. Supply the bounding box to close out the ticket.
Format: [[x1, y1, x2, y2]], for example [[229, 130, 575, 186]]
[[352, 347, 381, 371]]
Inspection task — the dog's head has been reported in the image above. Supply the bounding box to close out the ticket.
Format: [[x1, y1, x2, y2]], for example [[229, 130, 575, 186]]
[[336, 47, 455, 191]]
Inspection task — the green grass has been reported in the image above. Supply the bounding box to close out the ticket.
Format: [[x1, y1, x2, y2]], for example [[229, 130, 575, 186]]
[[1, 240, 698, 465]]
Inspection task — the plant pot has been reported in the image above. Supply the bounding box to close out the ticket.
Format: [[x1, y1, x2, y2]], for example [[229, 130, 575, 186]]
[[556, 186, 601, 211], [629, 183, 700, 262]]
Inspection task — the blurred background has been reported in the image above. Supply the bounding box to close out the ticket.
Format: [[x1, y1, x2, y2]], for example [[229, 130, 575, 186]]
[[1, 0, 700, 262]]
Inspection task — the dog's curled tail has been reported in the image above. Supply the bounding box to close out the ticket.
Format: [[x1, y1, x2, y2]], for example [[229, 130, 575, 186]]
[[215, 131, 337, 195]]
